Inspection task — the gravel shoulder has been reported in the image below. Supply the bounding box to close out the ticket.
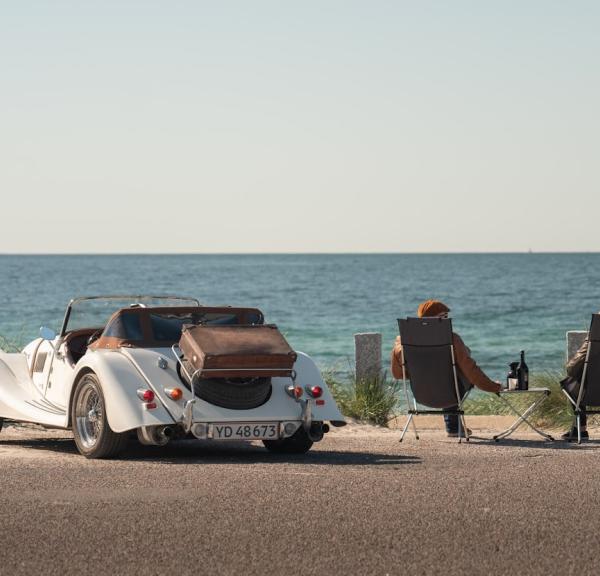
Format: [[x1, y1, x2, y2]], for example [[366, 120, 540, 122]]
[[1, 420, 599, 576]]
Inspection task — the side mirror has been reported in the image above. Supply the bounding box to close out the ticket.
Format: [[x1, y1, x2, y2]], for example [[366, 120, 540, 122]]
[[39, 326, 57, 341]]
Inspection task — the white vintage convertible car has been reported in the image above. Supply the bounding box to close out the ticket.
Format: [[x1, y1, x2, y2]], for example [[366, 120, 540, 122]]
[[0, 295, 345, 458]]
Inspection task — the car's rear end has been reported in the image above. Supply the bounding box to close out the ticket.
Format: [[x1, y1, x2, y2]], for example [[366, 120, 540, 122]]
[[89, 305, 345, 453], [121, 347, 344, 453]]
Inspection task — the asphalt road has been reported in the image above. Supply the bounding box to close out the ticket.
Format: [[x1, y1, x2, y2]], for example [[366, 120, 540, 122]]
[[1, 423, 599, 576]]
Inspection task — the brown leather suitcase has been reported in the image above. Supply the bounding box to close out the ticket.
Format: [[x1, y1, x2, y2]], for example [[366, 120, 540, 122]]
[[179, 324, 297, 379]]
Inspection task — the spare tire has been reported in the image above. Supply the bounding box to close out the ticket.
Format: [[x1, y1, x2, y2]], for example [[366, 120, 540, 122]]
[[177, 362, 272, 410]]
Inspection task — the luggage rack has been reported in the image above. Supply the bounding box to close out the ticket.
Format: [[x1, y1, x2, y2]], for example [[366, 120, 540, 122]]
[[171, 344, 301, 433]]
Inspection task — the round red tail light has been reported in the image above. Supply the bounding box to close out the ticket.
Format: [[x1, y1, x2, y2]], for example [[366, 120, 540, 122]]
[[293, 386, 304, 399], [309, 386, 323, 398], [137, 389, 155, 402]]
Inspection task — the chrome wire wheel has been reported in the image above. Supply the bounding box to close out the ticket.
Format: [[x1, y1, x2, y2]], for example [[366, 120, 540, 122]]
[[75, 378, 104, 449], [71, 373, 128, 459]]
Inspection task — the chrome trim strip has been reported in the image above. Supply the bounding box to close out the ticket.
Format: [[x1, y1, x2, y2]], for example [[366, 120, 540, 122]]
[[37, 396, 67, 412], [25, 400, 66, 416]]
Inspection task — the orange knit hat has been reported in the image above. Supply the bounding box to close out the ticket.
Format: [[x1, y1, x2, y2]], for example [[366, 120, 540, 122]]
[[417, 299, 450, 318]]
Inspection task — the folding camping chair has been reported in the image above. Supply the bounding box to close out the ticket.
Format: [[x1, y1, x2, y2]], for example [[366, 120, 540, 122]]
[[562, 313, 600, 444], [397, 317, 472, 442]]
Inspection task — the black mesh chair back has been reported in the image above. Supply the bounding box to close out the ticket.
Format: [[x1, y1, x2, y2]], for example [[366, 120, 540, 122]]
[[583, 314, 600, 406], [398, 317, 459, 409]]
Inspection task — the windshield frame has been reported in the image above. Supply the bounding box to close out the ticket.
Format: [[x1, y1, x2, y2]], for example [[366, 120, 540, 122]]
[[59, 295, 201, 337]]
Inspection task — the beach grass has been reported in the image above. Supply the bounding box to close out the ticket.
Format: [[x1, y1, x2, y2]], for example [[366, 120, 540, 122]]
[[463, 371, 575, 429], [324, 371, 401, 427]]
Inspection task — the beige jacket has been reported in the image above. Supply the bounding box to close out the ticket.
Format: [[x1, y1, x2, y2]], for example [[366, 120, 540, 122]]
[[566, 338, 588, 381], [390, 333, 501, 393]]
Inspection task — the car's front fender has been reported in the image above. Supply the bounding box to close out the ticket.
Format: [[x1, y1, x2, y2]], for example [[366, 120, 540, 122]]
[[72, 349, 176, 433]]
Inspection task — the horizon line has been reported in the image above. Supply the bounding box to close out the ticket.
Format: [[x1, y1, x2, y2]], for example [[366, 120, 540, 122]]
[[1, 250, 600, 256]]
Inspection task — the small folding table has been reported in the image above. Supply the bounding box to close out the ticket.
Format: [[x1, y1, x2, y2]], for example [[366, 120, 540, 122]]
[[493, 387, 554, 441]]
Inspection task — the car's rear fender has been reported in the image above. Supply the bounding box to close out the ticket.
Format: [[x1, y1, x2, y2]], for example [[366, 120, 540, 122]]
[[71, 350, 176, 433]]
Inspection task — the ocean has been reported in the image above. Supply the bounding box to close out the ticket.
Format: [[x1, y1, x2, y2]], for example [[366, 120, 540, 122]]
[[1, 253, 598, 381]]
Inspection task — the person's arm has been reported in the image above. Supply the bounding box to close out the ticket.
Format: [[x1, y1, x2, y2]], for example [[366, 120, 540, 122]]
[[566, 338, 588, 381], [453, 333, 501, 393], [390, 336, 408, 380]]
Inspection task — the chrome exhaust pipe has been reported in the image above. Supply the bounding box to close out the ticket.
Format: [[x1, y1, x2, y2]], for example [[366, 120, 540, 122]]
[[301, 399, 324, 441], [306, 422, 324, 442], [137, 425, 173, 446], [158, 426, 173, 441]]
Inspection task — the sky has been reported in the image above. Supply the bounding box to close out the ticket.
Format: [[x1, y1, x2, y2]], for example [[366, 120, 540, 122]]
[[1, 1, 599, 253]]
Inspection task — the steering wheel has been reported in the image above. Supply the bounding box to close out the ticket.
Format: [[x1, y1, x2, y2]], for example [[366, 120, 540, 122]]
[[87, 329, 103, 346]]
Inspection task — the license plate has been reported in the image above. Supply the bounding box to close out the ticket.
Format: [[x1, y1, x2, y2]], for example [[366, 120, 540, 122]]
[[210, 422, 280, 440]]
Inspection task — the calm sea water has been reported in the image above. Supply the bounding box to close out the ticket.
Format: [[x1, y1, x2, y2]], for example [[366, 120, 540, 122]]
[[0, 254, 598, 381]]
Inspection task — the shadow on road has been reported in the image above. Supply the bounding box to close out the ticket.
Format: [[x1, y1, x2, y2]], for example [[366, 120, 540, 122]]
[[0, 437, 421, 466], [468, 435, 600, 451], [0, 437, 78, 454]]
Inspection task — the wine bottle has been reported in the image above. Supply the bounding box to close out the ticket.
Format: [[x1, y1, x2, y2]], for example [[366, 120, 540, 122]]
[[517, 350, 529, 390]]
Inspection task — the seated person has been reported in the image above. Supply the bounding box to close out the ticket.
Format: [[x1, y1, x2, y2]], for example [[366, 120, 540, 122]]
[[561, 334, 592, 441], [391, 299, 502, 437]]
